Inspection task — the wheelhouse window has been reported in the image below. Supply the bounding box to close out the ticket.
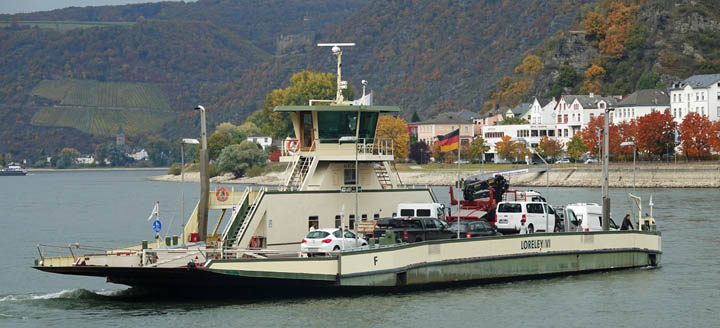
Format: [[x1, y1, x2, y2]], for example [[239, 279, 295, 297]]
[[318, 111, 358, 142], [358, 112, 378, 141]]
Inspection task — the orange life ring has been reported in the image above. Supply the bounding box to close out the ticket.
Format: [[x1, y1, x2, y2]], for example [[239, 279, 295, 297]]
[[286, 138, 300, 154], [216, 186, 229, 202], [250, 236, 258, 248]]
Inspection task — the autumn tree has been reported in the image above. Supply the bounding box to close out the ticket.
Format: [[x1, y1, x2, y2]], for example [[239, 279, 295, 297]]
[[617, 119, 638, 160], [376, 115, 410, 160], [598, 2, 640, 59], [710, 121, 720, 153], [583, 64, 606, 94], [580, 116, 620, 157], [248, 71, 353, 139], [679, 112, 713, 159], [469, 137, 490, 163], [514, 55, 543, 77], [207, 131, 230, 161], [635, 110, 677, 158], [583, 11, 607, 40], [494, 135, 515, 161], [536, 136, 564, 161]]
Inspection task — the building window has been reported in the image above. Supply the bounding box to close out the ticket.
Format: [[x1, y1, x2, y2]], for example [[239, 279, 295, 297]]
[[564, 129, 568, 137], [344, 168, 356, 185], [464, 126, 469, 133], [335, 215, 342, 228], [548, 130, 555, 137], [702, 93, 705, 101], [696, 93, 699, 101], [540, 130, 547, 137], [374, 213, 380, 220], [557, 116, 562, 123], [531, 130, 538, 137], [590, 113, 594, 120], [308, 216, 319, 231], [564, 114, 568, 123], [574, 104, 579, 110], [599, 102, 605, 109], [361, 214, 368, 221], [348, 215, 355, 230]]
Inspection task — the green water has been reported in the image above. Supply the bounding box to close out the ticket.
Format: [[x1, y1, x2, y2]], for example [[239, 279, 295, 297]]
[[0, 170, 717, 327]]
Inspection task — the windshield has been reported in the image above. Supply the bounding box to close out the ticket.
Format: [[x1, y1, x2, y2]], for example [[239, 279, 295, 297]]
[[306, 231, 330, 239], [448, 223, 468, 232]]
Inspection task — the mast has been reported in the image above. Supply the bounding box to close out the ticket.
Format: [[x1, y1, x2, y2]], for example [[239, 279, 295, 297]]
[[601, 106, 612, 231], [196, 105, 209, 241]]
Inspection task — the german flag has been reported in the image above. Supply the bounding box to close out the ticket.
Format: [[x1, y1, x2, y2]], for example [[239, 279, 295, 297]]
[[437, 129, 459, 152]]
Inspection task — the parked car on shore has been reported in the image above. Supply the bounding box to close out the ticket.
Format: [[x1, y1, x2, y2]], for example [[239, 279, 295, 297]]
[[300, 228, 367, 256], [556, 158, 570, 164], [584, 158, 598, 164]]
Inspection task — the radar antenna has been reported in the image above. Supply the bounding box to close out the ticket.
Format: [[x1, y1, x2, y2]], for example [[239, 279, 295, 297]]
[[317, 43, 355, 104]]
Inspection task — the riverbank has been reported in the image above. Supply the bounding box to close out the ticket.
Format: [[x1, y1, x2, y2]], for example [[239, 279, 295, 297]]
[[146, 163, 720, 188], [29, 167, 169, 172]]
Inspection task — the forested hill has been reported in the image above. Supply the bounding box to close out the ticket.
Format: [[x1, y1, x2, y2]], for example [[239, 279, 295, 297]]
[[15, 0, 713, 161]]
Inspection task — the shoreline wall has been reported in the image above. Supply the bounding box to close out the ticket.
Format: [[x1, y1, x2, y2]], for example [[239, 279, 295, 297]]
[[146, 164, 720, 188]]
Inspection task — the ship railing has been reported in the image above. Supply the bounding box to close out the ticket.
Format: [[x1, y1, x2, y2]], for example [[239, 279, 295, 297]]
[[281, 138, 394, 157], [35, 243, 141, 266]]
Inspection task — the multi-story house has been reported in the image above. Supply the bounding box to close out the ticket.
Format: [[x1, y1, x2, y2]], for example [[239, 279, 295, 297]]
[[669, 74, 720, 123], [416, 112, 476, 146], [613, 89, 670, 124], [530, 97, 557, 124], [553, 94, 618, 136]]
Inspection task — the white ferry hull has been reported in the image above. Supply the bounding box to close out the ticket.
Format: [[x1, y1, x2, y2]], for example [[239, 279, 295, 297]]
[[36, 231, 660, 296]]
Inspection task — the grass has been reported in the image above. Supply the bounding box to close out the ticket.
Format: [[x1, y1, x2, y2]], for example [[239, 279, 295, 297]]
[[30, 80, 174, 136]]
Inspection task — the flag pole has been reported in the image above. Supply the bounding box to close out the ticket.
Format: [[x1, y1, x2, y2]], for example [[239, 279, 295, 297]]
[[156, 200, 160, 248], [456, 116, 461, 240]]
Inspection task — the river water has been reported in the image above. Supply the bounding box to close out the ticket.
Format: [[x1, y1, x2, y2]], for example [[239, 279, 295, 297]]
[[0, 170, 717, 327]]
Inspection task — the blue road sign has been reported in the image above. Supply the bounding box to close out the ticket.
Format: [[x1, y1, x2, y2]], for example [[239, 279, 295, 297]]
[[153, 220, 162, 233]]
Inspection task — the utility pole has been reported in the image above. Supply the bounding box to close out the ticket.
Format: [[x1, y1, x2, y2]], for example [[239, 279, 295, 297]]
[[601, 106, 613, 231]]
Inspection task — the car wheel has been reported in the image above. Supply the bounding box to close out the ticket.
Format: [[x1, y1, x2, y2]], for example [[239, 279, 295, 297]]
[[307, 253, 313, 258], [333, 246, 341, 251], [528, 224, 534, 234], [361, 243, 368, 247]]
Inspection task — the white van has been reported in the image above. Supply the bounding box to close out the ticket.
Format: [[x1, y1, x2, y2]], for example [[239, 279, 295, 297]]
[[495, 201, 557, 234], [564, 203, 619, 231], [395, 203, 446, 219]]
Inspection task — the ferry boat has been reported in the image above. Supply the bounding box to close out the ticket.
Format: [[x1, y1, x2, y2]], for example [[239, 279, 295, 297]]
[[33, 44, 661, 296], [0, 165, 27, 176]]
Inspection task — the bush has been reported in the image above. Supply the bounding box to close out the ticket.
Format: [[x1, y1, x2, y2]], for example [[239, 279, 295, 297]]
[[208, 162, 219, 178], [246, 165, 265, 177], [167, 163, 181, 176]]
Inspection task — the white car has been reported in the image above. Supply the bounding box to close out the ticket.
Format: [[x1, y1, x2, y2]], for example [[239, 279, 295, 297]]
[[494, 201, 557, 234], [300, 228, 368, 256], [556, 158, 570, 164]]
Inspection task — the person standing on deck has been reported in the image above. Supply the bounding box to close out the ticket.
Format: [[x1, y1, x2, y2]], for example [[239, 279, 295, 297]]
[[621, 214, 634, 230]]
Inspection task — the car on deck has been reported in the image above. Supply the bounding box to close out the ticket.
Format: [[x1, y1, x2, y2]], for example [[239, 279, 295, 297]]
[[300, 228, 368, 256], [448, 220, 502, 238]]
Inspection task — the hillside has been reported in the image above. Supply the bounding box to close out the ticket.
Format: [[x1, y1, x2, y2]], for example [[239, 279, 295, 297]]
[[485, 0, 720, 109], [4, 0, 720, 162]]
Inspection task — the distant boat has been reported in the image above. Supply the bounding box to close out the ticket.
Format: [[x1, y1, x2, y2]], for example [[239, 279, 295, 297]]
[[0, 165, 27, 176]]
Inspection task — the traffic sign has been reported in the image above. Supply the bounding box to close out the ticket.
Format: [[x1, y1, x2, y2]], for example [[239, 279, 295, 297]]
[[153, 220, 162, 233]]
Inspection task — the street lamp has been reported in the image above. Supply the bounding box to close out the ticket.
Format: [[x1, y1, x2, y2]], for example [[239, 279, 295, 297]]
[[512, 137, 550, 233], [620, 141, 636, 193], [180, 138, 199, 245]]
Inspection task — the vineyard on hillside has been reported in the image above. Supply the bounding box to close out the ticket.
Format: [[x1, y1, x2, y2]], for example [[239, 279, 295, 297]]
[[30, 80, 174, 136]]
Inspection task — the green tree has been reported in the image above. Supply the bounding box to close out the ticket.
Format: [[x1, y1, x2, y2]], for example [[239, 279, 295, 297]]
[[500, 116, 529, 125], [207, 131, 230, 161], [409, 140, 431, 164], [249, 71, 354, 139], [469, 137, 490, 163], [566, 135, 587, 162], [56, 148, 80, 168], [217, 141, 268, 178], [144, 136, 170, 166], [411, 110, 421, 122], [557, 66, 577, 87]]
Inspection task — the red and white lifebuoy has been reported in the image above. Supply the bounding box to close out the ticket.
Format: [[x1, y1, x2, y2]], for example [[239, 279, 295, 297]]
[[216, 186, 229, 202], [286, 138, 300, 154]]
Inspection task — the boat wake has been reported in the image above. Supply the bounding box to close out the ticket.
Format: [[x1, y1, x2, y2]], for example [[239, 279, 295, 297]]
[[0, 289, 122, 302]]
